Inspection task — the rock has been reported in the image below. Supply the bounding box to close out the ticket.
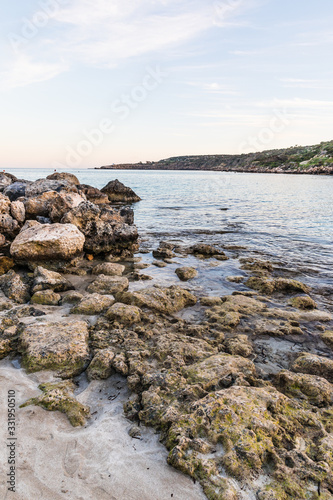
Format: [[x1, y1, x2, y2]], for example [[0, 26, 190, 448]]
[[246, 277, 310, 295], [0, 234, 6, 247], [289, 295, 317, 310], [0, 256, 14, 276], [200, 297, 222, 306], [184, 353, 257, 390], [0, 173, 15, 192], [152, 260, 167, 268], [205, 294, 266, 328], [0, 193, 11, 213], [128, 425, 142, 439], [19, 319, 90, 378], [3, 182, 29, 201], [48, 192, 86, 222], [78, 184, 109, 204], [116, 285, 197, 314], [101, 179, 141, 203], [92, 262, 125, 276], [31, 290, 61, 306], [321, 331, 333, 350], [24, 191, 59, 218], [25, 179, 78, 198], [0, 270, 30, 304], [224, 335, 253, 358], [46, 172, 80, 185], [10, 222, 85, 263], [175, 267, 198, 281], [36, 216, 51, 224], [275, 369, 333, 406], [0, 298, 14, 311], [87, 348, 115, 380], [152, 247, 176, 259], [87, 275, 129, 295], [292, 353, 333, 383], [105, 303, 142, 324], [61, 291, 84, 305], [10, 200, 25, 223], [227, 276, 244, 283], [32, 266, 74, 293], [20, 381, 90, 426], [0, 318, 18, 359], [240, 258, 273, 275], [71, 293, 115, 315], [0, 213, 19, 238], [62, 202, 138, 255], [189, 244, 225, 257]]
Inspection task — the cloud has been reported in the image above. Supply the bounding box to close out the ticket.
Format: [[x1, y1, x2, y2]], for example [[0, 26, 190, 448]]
[[280, 78, 331, 90]]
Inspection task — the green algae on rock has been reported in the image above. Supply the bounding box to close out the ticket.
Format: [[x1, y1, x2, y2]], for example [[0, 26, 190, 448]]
[[19, 320, 90, 378], [116, 285, 197, 314], [292, 353, 333, 383], [20, 381, 90, 426], [275, 369, 333, 407], [87, 348, 115, 380], [289, 295, 317, 310], [246, 276, 310, 295]]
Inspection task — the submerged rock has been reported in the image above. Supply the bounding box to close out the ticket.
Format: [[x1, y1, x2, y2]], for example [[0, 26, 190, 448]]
[[19, 320, 90, 378], [175, 267, 198, 281], [101, 179, 141, 203], [116, 285, 197, 314], [10, 222, 85, 263], [21, 381, 90, 426]]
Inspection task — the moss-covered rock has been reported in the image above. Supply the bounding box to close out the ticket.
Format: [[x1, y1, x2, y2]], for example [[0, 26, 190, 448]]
[[31, 290, 61, 306], [246, 277, 310, 295], [321, 331, 333, 350], [87, 274, 129, 295], [87, 348, 115, 380], [71, 293, 115, 315], [292, 353, 333, 383], [0, 256, 15, 276], [105, 302, 142, 324], [224, 334, 253, 358], [20, 381, 90, 426], [275, 369, 333, 406], [200, 296, 222, 306], [289, 295, 317, 310], [19, 319, 90, 378], [116, 285, 197, 314], [0, 270, 30, 304]]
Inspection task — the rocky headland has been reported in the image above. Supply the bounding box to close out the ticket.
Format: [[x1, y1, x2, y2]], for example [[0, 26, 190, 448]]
[[98, 140, 333, 175], [0, 171, 333, 499]]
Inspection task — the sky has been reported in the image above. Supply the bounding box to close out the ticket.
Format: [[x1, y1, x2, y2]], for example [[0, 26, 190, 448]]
[[0, 0, 333, 168]]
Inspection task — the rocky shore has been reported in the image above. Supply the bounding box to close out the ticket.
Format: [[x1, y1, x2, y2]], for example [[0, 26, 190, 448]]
[[98, 140, 333, 175], [0, 172, 333, 499]]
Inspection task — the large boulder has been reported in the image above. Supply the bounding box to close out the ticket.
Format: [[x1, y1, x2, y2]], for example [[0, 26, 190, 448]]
[[48, 192, 86, 222], [116, 285, 197, 314], [46, 172, 80, 185], [10, 222, 85, 263], [78, 184, 109, 205], [3, 181, 29, 201], [62, 202, 138, 255], [25, 179, 78, 198], [24, 191, 60, 218], [19, 319, 90, 377], [101, 179, 141, 203]]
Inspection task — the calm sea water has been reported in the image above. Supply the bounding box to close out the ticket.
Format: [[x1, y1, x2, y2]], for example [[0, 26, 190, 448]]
[[6, 168, 333, 290]]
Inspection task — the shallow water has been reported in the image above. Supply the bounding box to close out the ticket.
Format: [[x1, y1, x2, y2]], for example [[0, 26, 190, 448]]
[[7, 168, 333, 290]]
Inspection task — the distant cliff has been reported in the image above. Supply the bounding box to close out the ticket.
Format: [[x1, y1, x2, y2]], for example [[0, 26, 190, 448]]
[[98, 140, 333, 174]]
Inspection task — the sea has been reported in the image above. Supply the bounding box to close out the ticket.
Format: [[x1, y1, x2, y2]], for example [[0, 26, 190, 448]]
[[6, 168, 333, 299]]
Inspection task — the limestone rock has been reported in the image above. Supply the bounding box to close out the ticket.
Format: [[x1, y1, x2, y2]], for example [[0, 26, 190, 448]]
[[32, 266, 74, 293], [20, 381, 90, 426], [0, 173, 14, 192], [116, 285, 197, 314], [175, 267, 198, 281], [19, 320, 90, 378], [61, 291, 84, 305], [10, 222, 85, 263], [92, 262, 125, 276], [275, 369, 333, 406], [71, 293, 115, 315], [31, 290, 61, 306], [46, 172, 80, 185], [87, 348, 115, 380], [105, 302, 142, 324], [10, 200, 25, 223], [321, 331, 333, 350], [24, 191, 59, 218], [25, 178, 78, 198], [289, 295, 317, 310], [246, 276, 310, 295], [292, 353, 333, 383], [48, 192, 86, 222], [0, 213, 19, 238], [153, 247, 176, 259], [0, 193, 11, 213], [0, 256, 14, 276], [224, 335, 253, 358], [0, 270, 30, 304], [4, 182, 29, 201], [78, 184, 109, 204], [189, 243, 225, 257], [200, 296, 222, 306], [87, 275, 129, 295], [184, 353, 257, 390], [101, 179, 141, 203]]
